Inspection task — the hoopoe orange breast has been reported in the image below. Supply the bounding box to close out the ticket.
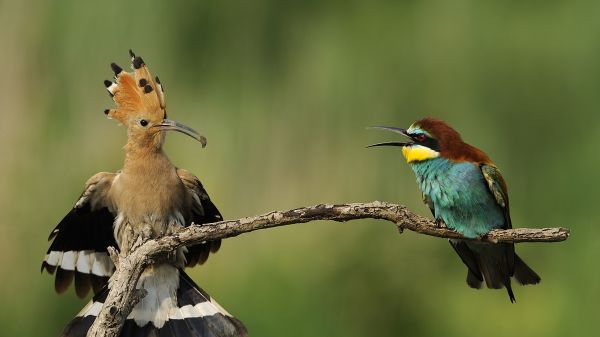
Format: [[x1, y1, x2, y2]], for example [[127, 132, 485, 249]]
[[110, 153, 189, 254]]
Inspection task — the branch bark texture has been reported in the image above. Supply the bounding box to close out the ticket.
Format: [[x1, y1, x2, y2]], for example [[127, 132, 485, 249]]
[[86, 201, 570, 337]]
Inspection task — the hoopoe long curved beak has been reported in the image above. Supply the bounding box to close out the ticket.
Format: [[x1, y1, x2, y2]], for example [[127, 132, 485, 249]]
[[155, 119, 207, 148]]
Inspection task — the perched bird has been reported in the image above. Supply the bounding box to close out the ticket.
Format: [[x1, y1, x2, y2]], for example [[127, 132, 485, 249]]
[[369, 117, 540, 302], [42, 51, 247, 336]]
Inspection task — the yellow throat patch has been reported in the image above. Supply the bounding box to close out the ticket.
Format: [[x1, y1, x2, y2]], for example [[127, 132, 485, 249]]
[[401, 145, 440, 163]]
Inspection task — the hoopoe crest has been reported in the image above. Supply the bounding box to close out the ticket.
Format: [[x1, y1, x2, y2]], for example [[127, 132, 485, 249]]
[[104, 50, 205, 149]]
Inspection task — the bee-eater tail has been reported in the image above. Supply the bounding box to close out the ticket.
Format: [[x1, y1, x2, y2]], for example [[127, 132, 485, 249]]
[[466, 269, 483, 289], [513, 254, 541, 286], [450, 240, 540, 303], [466, 265, 515, 302], [61, 266, 247, 337]]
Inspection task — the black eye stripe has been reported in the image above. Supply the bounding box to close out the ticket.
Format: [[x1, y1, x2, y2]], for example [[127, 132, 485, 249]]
[[408, 133, 425, 140], [409, 133, 440, 151], [422, 138, 439, 151]]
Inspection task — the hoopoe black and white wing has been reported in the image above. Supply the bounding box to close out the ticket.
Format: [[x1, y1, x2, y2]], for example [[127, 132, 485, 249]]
[[177, 168, 223, 267], [42, 172, 118, 298]]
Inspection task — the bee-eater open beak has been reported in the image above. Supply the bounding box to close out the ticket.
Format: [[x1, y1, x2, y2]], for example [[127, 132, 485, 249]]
[[367, 126, 412, 148], [155, 119, 207, 148]]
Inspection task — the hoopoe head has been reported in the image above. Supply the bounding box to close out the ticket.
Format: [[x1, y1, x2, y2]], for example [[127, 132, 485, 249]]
[[104, 50, 206, 150]]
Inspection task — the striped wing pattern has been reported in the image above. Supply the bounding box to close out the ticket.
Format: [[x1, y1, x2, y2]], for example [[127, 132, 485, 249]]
[[42, 172, 117, 298]]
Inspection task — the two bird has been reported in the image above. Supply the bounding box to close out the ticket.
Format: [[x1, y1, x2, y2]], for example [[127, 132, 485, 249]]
[[42, 51, 247, 337], [42, 52, 540, 337], [369, 118, 540, 302]]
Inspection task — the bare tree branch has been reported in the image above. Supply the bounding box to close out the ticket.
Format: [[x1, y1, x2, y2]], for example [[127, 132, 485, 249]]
[[86, 201, 570, 337]]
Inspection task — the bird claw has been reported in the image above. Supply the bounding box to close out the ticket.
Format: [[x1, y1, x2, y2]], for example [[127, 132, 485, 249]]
[[435, 218, 447, 228], [130, 235, 145, 251], [130, 226, 152, 252], [107, 246, 120, 268]]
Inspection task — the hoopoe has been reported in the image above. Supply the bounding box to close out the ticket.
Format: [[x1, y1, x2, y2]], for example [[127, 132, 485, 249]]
[[42, 50, 247, 337]]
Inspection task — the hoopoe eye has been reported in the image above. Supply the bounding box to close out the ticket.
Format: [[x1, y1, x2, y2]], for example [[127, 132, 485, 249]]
[[139, 119, 149, 127]]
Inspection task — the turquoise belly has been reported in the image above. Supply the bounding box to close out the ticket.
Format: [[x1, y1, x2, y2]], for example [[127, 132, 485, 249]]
[[409, 159, 505, 238]]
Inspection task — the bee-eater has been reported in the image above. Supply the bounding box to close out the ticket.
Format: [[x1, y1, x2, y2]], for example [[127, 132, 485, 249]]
[[369, 117, 540, 302], [42, 51, 247, 336]]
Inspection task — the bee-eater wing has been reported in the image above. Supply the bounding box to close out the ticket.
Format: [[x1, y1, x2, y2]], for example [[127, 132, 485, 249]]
[[480, 164, 517, 276], [480, 164, 511, 229], [480, 164, 541, 288]]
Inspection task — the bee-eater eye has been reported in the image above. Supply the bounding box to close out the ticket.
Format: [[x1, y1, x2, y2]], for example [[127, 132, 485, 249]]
[[415, 134, 426, 142]]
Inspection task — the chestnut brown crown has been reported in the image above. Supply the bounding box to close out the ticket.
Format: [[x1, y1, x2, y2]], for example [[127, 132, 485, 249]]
[[410, 117, 492, 164]]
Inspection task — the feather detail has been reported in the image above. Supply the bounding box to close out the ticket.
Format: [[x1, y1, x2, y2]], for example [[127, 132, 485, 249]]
[[43, 172, 117, 298], [61, 269, 247, 337], [105, 51, 166, 124], [177, 168, 223, 268]]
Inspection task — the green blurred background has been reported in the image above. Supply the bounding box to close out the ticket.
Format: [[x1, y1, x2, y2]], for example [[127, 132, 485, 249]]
[[1, 0, 597, 336]]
